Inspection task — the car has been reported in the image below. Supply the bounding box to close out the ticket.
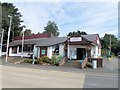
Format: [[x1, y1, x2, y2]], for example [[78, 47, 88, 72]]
[[117, 52, 120, 58]]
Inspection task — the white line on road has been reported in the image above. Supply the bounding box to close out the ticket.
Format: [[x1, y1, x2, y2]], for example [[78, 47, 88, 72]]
[[85, 83, 98, 86], [86, 73, 118, 77], [10, 73, 49, 80]]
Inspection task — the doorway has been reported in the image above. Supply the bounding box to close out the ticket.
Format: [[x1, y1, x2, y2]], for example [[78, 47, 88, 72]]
[[77, 48, 85, 60]]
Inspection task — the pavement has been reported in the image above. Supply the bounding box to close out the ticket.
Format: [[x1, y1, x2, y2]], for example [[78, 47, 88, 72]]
[[0, 56, 119, 88]]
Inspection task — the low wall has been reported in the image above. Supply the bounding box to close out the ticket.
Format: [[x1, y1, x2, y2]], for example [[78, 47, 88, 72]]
[[59, 56, 67, 66]]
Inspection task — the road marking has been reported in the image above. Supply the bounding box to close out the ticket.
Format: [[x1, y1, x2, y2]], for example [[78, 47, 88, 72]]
[[85, 83, 98, 86], [86, 73, 118, 77], [9, 72, 49, 80]]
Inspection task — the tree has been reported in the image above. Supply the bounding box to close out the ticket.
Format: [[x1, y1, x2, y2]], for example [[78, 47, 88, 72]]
[[2, 3, 25, 43], [67, 30, 87, 36], [43, 21, 59, 37], [101, 34, 119, 56], [24, 29, 32, 36]]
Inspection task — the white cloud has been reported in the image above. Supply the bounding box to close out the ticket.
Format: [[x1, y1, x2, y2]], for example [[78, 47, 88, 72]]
[[1, 1, 118, 37]]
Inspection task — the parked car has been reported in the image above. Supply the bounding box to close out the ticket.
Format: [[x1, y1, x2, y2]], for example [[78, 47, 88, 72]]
[[117, 52, 120, 58]]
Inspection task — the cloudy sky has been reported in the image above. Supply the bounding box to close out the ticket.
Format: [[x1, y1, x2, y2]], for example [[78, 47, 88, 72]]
[[2, 0, 118, 37]]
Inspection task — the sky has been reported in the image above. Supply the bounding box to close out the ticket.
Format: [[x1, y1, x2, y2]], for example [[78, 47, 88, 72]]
[[2, 0, 119, 38]]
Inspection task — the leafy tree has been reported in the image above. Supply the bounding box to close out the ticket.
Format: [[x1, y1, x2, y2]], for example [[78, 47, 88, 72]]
[[43, 21, 59, 37], [24, 29, 32, 36], [101, 34, 119, 56], [67, 30, 87, 36], [2, 3, 25, 43]]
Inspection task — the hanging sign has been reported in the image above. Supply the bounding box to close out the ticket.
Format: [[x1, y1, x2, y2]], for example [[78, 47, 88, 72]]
[[70, 37, 81, 42]]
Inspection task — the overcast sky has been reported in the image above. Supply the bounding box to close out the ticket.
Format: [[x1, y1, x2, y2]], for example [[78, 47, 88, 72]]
[[2, 0, 118, 37]]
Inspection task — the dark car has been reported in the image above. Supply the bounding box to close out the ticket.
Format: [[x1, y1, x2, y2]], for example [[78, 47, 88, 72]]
[[117, 52, 120, 58]]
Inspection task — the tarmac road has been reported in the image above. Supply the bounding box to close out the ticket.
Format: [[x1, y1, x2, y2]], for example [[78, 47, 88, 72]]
[[1, 65, 85, 88], [0, 57, 119, 89]]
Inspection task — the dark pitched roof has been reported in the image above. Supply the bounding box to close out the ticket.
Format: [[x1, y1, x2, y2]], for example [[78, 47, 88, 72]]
[[9, 38, 45, 46], [10, 37, 67, 47], [9, 34, 101, 47], [81, 34, 98, 42], [81, 34, 101, 47], [36, 37, 67, 46], [13, 33, 53, 40]]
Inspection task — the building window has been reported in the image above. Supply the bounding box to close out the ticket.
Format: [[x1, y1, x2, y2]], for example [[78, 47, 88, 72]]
[[54, 45, 59, 55], [12, 46, 17, 53], [23, 45, 34, 52]]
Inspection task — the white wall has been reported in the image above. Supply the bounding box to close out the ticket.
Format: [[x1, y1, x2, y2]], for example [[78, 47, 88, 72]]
[[47, 44, 65, 59], [47, 46, 52, 58], [37, 47, 40, 58], [59, 44, 65, 57], [91, 45, 100, 58], [67, 45, 86, 59], [9, 46, 32, 57]]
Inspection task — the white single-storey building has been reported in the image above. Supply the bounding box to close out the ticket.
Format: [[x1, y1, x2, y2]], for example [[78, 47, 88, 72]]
[[9, 33, 101, 61]]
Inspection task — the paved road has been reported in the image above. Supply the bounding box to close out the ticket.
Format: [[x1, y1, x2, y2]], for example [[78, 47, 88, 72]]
[[1, 65, 85, 88], [83, 74, 118, 88], [1, 64, 118, 88], [0, 57, 119, 88], [83, 57, 118, 88]]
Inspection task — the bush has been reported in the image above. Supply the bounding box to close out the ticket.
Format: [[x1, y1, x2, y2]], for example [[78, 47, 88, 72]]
[[50, 55, 63, 66], [101, 49, 108, 57], [50, 55, 58, 65], [57, 55, 63, 62], [36, 56, 49, 64], [24, 59, 33, 64], [41, 56, 49, 63], [36, 58, 43, 64]]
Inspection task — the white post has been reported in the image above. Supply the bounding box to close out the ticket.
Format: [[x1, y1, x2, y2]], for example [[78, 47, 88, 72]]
[[32, 45, 36, 65], [21, 29, 24, 58], [17, 46, 19, 54], [0, 29, 4, 57], [110, 34, 111, 53], [6, 15, 12, 63]]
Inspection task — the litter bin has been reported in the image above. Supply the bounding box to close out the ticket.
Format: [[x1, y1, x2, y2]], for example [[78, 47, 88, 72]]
[[92, 60, 97, 69]]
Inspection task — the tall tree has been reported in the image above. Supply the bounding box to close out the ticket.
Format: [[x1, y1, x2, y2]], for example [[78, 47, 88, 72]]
[[101, 34, 119, 55], [24, 29, 32, 36], [67, 30, 87, 36], [2, 3, 25, 43], [43, 21, 59, 37]]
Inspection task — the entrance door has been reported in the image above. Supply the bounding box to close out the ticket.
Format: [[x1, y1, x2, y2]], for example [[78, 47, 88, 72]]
[[77, 48, 85, 60]]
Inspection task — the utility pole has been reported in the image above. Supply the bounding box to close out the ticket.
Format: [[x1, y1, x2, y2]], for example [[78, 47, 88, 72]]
[[21, 29, 24, 58], [6, 15, 12, 63], [0, 29, 4, 57], [110, 34, 111, 53]]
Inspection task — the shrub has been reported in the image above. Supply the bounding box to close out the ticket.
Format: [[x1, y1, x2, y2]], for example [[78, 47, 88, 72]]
[[51, 55, 57, 65], [57, 55, 63, 62], [36, 56, 50, 64], [50, 55, 63, 66], [41, 56, 49, 63], [101, 49, 108, 57], [24, 59, 33, 64]]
